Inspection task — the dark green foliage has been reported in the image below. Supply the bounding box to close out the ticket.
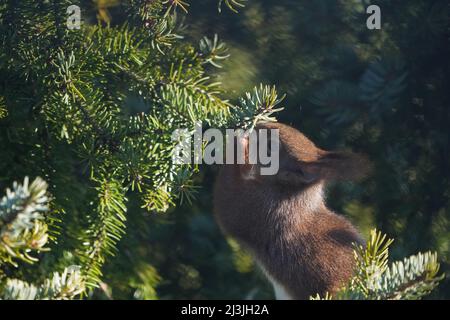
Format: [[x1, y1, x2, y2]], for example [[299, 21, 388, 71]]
[[0, 0, 282, 299], [0, 177, 85, 299], [0, 0, 448, 299], [184, 0, 450, 298]]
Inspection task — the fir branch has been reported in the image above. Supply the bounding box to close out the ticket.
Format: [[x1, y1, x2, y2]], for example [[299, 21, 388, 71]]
[[80, 179, 127, 288], [218, 0, 247, 13], [229, 84, 285, 130], [1, 266, 84, 300], [0, 177, 50, 265], [312, 229, 445, 300], [0, 178, 85, 299], [0, 96, 7, 119], [199, 34, 230, 68]]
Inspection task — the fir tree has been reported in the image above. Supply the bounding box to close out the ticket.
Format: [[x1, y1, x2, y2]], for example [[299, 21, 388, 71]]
[[0, 0, 447, 299], [0, 0, 281, 298]]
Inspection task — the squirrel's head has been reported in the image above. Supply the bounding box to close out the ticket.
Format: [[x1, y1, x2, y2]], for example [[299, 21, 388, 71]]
[[234, 122, 370, 189]]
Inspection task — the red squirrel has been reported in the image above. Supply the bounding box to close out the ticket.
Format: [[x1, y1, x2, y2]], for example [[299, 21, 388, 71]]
[[213, 122, 369, 299]]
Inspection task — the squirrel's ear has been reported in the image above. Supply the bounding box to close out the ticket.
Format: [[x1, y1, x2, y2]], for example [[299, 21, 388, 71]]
[[235, 134, 248, 164], [314, 151, 371, 181], [277, 151, 370, 185], [276, 161, 323, 185], [235, 134, 257, 179]]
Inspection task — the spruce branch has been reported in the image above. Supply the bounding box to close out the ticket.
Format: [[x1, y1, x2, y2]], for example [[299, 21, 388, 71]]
[[0, 177, 50, 265], [199, 34, 230, 68], [0, 177, 48, 231], [311, 229, 445, 300], [229, 84, 285, 130], [1, 266, 85, 300], [79, 179, 127, 288], [163, 0, 190, 15], [150, 14, 183, 54], [40, 265, 85, 300], [0, 178, 85, 299], [218, 0, 247, 13], [0, 96, 6, 119]]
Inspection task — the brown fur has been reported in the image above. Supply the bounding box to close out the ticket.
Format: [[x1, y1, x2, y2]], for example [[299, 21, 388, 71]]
[[213, 122, 368, 299]]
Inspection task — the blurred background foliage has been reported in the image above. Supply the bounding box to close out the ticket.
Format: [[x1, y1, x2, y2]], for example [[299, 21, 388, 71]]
[[71, 0, 448, 299]]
